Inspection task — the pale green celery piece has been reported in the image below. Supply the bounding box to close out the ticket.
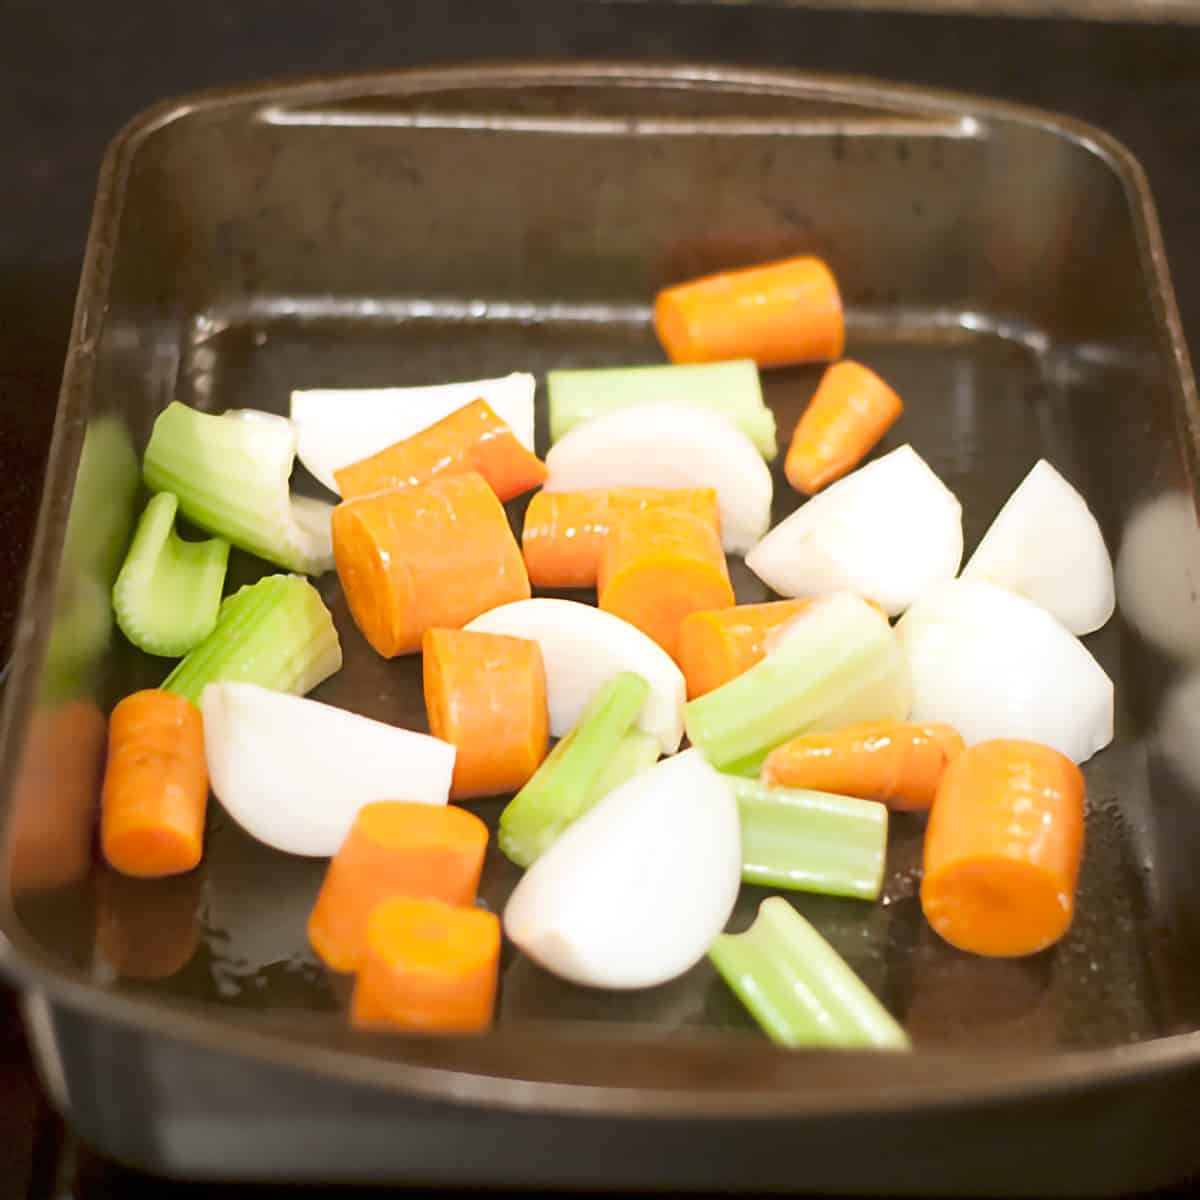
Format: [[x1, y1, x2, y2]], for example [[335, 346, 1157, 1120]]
[[162, 574, 341, 706], [584, 730, 660, 809], [499, 672, 649, 868], [732, 777, 887, 901], [143, 403, 334, 575], [547, 360, 777, 459], [709, 896, 910, 1050], [112, 492, 231, 657], [685, 593, 910, 770]]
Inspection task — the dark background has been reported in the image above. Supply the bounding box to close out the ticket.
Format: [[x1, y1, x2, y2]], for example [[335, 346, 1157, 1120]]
[[2, 1, 1199, 1194]]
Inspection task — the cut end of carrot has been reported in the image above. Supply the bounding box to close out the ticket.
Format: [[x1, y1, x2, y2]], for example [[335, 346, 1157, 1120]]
[[357, 800, 488, 856], [103, 827, 202, 879], [653, 292, 699, 364]]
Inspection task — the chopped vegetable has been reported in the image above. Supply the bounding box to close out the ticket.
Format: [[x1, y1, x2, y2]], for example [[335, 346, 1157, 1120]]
[[653, 255, 843, 368], [202, 682, 454, 857], [498, 672, 648, 868], [142, 404, 335, 575], [334, 398, 547, 502], [685, 592, 910, 771], [543, 404, 772, 554], [785, 360, 903, 495], [761, 720, 964, 811], [332, 471, 529, 658], [351, 896, 500, 1033], [162, 573, 342, 706], [962, 458, 1115, 635], [504, 749, 740, 989], [746, 444, 962, 617], [733, 777, 888, 900], [96, 869, 202, 981], [291, 372, 536, 494], [422, 627, 548, 801], [895, 578, 1113, 764], [921, 739, 1085, 957], [709, 897, 910, 1049], [585, 731, 660, 809], [598, 503, 734, 662], [522, 487, 720, 588], [100, 689, 207, 878], [308, 801, 489, 973], [547, 360, 777, 459], [112, 492, 230, 657]]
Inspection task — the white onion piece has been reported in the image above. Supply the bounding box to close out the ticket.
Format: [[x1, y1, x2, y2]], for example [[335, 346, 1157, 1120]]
[[745, 445, 962, 617], [542, 403, 772, 554], [962, 459, 1114, 635], [201, 682, 454, 856], [466, 598, 685, 753], [504, 749, 740, 990], [290, 372, 536, 495], [895, 578, 1113, 764]]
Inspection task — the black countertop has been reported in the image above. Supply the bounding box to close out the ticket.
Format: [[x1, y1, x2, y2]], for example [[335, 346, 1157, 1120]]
[[2, 1, 1199, 1195]]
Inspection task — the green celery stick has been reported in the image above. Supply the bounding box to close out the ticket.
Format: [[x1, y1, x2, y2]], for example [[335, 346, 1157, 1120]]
[[685, 594, 909, 770], [710, 896, 910, 1050], [732, 777, 887, 901], [547, 361, 777, 459], [499, 672, 649, 868], [584, 730, 660, 809], [112, 492, 231, 657], [162, 574, 341, 705], [143, 403, 334, 575]]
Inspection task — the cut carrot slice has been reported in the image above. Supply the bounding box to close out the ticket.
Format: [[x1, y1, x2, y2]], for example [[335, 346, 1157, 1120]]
[[101, 690, 207, 878], [654, 255, 844, 368], [332, 471, 530, 658], [921, 739, 1085, 957], [423, 627, 549, 800], [785, 360, 903, 495], [598, 505, 735, 663], [308, 801, 489, 973], [335, 398, 546, 502], [350, 896, 500, 1033]]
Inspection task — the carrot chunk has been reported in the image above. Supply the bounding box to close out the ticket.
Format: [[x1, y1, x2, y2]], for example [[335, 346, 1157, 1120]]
[[308, 801, 489, 973], [100, 689, 207, 878], [350, 896, 500, 1033], [921, 739, 1085, 957], [653, 255, 844, 368], [785, 360, 904, 495], [423, 627, 549, 800], [332, 471, 530, 658], [335, 398, 546, 502]]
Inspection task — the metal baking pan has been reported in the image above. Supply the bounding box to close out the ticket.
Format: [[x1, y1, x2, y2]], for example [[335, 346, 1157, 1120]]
[[2, 63, 1200, 1194]]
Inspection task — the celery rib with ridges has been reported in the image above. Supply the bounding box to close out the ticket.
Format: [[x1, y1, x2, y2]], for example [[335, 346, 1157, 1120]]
[[112, 492, 231, 657], [547, 360, 777, 460], [732, 777, 887, 901], [499, 672, 649, 868], [585, 731, 660, 809], [710, 897, 910, 1050], [161, 574, 342, 706], [143, 404, 334, 576]]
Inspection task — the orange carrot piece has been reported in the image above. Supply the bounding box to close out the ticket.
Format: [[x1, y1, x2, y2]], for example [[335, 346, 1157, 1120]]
[[335, 398, 546, 502], [423, 627, 549, 800], [521, 487, 720, 588], [95, 868, 203, 980], [100, 690, 207, 879], [350, 896, 500, 1033], [761, 720, 965, 811], [921, 739, 1085, 958], [654, 255, 844, 368], [308, 801, 489, 973], [333, 471, 530, 658], [785, 360, 903, 495]]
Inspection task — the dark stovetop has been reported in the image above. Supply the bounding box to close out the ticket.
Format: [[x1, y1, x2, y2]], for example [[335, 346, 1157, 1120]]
[[2, 1, 1200, 1195]]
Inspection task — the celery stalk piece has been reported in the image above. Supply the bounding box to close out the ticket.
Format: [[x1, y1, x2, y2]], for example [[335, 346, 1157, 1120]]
[[732, 777, 887, 900], [499, 671, 649, 868], [547, 360, 777, 460], [162, 574, 342, 705], [143, 404, 334, 575], [709, 896, 910, 1049], [584, 730, 660, 809], [112, 492, 231, 657], [685, 593, 910, 771]]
